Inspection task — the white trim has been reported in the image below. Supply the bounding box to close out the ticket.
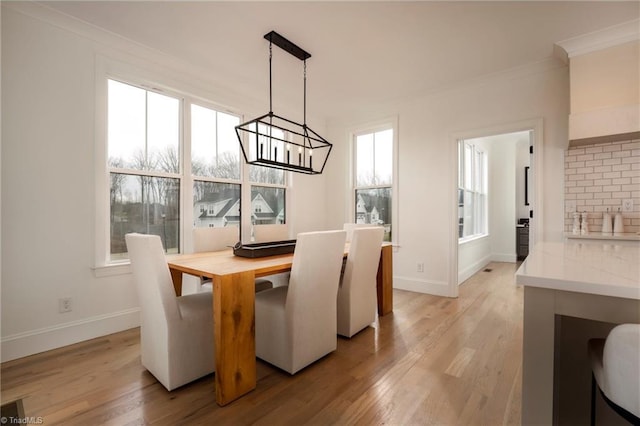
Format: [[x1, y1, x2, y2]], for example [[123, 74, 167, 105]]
[[492, 253, 518, 263], [393, 276, 451, 298], [1, 308, 140, 362], [347, 115, 399, 245], [458, 233, 489, 245], [92, 262, 131, 278], [556, 19, 640, 58], [458, 255, 491, 285]]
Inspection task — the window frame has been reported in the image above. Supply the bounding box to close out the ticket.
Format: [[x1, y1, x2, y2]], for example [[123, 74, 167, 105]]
[[458, 140, 488, 243], [349, 117, 398, 245]]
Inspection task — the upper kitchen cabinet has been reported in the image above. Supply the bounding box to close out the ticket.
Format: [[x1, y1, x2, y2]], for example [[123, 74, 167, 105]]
[[556, 20, 640, 147]]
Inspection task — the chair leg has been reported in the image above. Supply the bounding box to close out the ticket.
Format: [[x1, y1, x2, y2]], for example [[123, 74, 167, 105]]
[[591, 373, 596, 426]]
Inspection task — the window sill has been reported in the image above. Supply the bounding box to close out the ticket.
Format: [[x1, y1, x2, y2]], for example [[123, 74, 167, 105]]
[[458, 234, 489, 246], [92, 262, 131, 278]]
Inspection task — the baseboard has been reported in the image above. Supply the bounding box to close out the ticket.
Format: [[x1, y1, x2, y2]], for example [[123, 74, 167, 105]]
[[458, 255, 491, 284], [394, 276, 452, 297], [1, 308, 140, 362], [491, 253, 518, 263]]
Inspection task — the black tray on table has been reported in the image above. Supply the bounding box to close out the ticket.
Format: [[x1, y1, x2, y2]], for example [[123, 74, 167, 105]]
[[232, 240, 297, 258]]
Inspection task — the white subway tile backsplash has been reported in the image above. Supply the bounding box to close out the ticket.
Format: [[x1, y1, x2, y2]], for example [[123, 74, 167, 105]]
[[593, 165, 611, 173], [564, 139, 640, 233], [578, 154, 594, 161], [612, 191, 631, 199], [612, 164, 631, 172], [576, 193, 594, 200], [594, 152, 612, 160], [612, 177, 631, 185], [602, 171, 621, 179], [593, 192, 612, 200], [603, 158, 622, 166], [622, 141, 640, 150], [585, 173, 604, 180], [612, 150, 630, 158]]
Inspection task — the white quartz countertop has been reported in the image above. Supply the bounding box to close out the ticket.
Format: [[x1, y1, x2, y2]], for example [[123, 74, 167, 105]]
[[565, 232, 640, 241], [516, 240, 640, 300]]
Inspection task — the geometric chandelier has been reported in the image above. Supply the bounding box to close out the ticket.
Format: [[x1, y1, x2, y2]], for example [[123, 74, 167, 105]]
[[235, 31, 332, 175]]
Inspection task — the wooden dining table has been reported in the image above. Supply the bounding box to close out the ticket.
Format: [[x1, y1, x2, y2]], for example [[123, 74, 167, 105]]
[[166, 242, 393, 406]]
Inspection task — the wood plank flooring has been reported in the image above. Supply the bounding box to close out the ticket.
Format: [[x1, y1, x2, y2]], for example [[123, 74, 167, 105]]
[[1, 261, 523, 425]]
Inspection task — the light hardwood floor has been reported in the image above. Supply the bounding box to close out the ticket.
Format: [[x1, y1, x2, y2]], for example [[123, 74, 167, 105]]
[[1, 262, 523, 425]]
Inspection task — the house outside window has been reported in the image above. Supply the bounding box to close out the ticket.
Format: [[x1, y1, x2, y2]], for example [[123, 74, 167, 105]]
[[458, 140, 487, 240], [353, 126, 395, 242]]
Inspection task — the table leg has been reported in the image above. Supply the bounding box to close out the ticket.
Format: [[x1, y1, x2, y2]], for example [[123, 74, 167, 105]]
[[169, 268, 183, 296], [377, 245, 393, 316], [212, 271, 257, 406]]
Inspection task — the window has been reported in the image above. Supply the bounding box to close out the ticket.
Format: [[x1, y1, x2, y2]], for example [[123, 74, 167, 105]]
[[353, 126, 394, 242], [458, 140, 487, 240], [191, 104, 242, 230], [108, 80, 181, 260], [104, 76, 287, 264]]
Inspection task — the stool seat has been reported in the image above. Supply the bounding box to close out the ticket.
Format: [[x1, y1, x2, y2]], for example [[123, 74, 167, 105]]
[[588, 324, 640, 425]]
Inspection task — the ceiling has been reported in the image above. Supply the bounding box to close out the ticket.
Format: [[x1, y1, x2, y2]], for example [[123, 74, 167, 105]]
[[40, 1, 639, 121]]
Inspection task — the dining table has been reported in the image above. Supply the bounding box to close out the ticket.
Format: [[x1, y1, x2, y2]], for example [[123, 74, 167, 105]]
[[166, 241, 393, 406]]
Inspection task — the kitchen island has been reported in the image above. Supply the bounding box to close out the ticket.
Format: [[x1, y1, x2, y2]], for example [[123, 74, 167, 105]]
[[516, 240, 640, 425]]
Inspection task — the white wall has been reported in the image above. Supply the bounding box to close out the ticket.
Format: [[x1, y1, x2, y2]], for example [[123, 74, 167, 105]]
[[325, 61, 569, 296], [0, 6, 328, 361]]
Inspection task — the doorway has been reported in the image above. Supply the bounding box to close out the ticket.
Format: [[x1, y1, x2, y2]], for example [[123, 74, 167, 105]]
[[449, 119, 543, 297]]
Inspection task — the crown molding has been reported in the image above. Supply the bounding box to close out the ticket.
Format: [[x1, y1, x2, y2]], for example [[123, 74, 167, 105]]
[[555, 19, 640, 58]]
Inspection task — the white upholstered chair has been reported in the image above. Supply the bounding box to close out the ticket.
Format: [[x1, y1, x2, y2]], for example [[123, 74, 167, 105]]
[[125, 233, 215, 391], [253, 223, 290, 288], [253, 223, 289, 243], [193, 226, 272, 293], [588, 323, 640, 425], [193, 225, 238, 253], [343, 222, 373, 242], [337, 227, 384, 338], [255, 230, 347, 374]]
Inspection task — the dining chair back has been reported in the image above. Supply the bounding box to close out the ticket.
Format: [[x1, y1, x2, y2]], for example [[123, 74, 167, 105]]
[[343, 222, 375, 242], [254, 223, 289, 242], [255, 230, 346, 374], [193, 225, 238, 253], [193, 225, 272, 291], [337, 227, 385, 337], [126, 233, 215, 391]]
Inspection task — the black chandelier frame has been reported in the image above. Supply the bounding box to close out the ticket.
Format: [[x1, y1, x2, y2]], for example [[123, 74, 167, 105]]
[[235, 31, 332, 175]]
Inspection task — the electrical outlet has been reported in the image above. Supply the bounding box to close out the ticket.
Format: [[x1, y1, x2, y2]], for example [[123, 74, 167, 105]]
[[417, 262, 424, 273], [59, 297, 72, 313], [622, 199, 633, 212], [566, 200, 576, 213]]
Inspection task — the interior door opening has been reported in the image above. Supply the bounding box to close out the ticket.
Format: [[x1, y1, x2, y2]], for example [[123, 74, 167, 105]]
[[456, 129, 534, 286]]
